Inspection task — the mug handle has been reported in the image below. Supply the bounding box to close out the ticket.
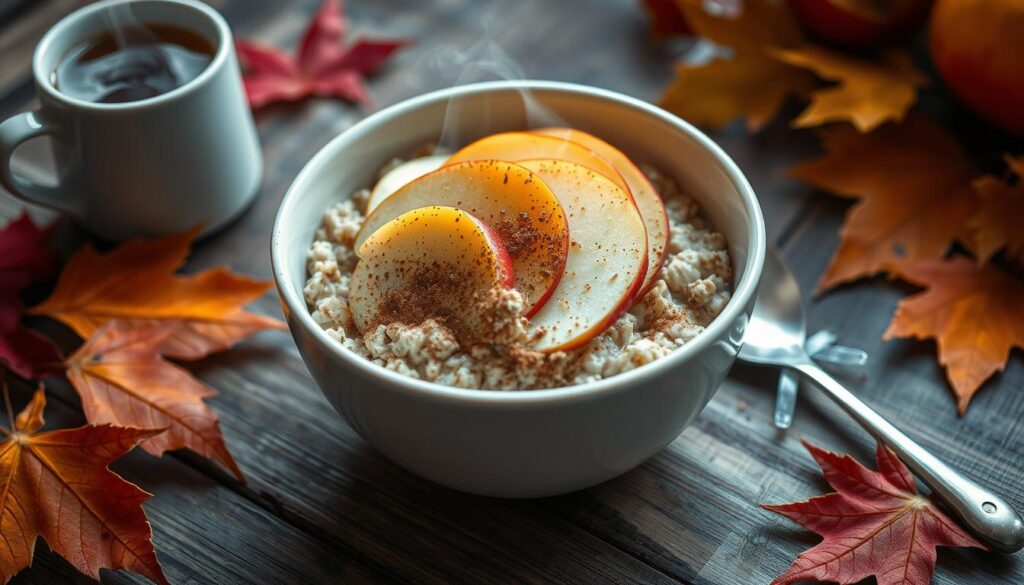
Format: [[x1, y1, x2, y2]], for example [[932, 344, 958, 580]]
[[0, 110, 82, 215]]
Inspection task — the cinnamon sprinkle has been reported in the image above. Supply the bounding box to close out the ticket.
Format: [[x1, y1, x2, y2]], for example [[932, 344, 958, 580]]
[[492, 210, 568, 304], [493, 211, 540, 258], [370, 261, 480, 344]]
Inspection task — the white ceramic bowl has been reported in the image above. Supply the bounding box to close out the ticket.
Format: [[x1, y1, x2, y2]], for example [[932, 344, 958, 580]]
[[271, 81, 765, 498]]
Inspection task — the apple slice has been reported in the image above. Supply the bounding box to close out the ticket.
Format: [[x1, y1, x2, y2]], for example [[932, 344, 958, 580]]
[[519, 160, 647, 352], [446, 131, 632, 196], [533, 128, 670, 299], [366, 154, 448, 213], [355, 161, 569, 317], [349, 206, 515, 345]]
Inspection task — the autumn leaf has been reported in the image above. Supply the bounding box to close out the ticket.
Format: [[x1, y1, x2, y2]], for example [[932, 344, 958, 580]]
[[0, 299, 62, 380], [640, 0, 691, 37], [235, 0, 409, 109], [968, 155, 1024, 265], [65, 320, 244, 480], [660, 0, 816, 131], [0, 214, 61, 379], [790, 114, 979, 290], [0, 213, 55, 295], [764, 440, 986, 585], [29, 226, 284, 360], [883, 259, 1024, 414], [771, 47, 927, 132], [0, 387, 168, 585]]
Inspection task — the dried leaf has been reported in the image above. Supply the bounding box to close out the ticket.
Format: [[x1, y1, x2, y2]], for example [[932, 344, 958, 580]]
[[65, 320, 244, 480], [0, 296, 62, 380], [0, 215, 61, 379], [236, 0, 409, 108], [884, 259, 1024, 414], [0, 213, 55, 295], [29, 226, 284, 359], [660, 0, 816, 130], [790, 114, 978, 289], [969, 155, 1024, 265], [641, 0, 692, 37], [0, 388, 168, 585], [764, 440, 986, 585], [772, 47, 927, 132]]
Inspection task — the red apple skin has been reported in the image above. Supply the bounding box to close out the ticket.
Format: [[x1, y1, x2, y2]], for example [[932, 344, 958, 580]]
[[348, 207, 519, 339], [931, 0, 1024, 135], [477, 219, 516, 289], [792, 0, 933, 50]]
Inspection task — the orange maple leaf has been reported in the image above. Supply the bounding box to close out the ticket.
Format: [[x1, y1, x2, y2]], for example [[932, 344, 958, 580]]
[[65, 320, 243, 480], [771, 47, 928, 132], [29, 227, 285, 359], [659, 0, 816, 131], [790, 114, 979, 290], [0, 387, 168, 585], [968, 155, 1024, 265], [884, 259, 1024, 414]]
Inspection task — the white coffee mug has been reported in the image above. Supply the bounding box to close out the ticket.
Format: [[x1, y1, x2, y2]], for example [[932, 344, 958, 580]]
[[0, 0, 261, 240]]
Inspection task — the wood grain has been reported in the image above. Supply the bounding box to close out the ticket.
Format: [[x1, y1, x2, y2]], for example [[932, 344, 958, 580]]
[[3, 377, 385, 585], [3, 0, 1022, 584]]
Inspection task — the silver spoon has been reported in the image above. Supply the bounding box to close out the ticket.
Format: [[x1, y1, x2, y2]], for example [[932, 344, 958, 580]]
[[739, 247, 1024, 553]]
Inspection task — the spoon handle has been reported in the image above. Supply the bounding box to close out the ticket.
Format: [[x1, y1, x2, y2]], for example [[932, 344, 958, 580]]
[[795, 361, 1024, 553]]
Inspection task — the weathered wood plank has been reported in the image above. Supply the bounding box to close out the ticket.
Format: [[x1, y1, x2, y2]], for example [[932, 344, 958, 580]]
[[3, 0, 1022, 584], [0, 0, 79, 107], [142, 1, 833, 583], [541, 189, 1023, 584], [3, 379, 387, 585]]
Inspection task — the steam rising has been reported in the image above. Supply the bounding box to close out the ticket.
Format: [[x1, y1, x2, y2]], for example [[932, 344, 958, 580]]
[[411, 5, 567, 152], [53, 4, 208, 104]]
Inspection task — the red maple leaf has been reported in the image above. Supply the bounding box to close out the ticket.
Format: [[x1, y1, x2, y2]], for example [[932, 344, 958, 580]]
[[235, 0, 410, 109], [0, 214, 61, 379], [0, 213, 55, 296], [0, 300, 62, 380], [763, 440, 986, 585]]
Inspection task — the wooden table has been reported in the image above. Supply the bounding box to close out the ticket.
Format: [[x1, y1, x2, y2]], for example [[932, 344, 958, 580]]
[[3, 1, 1022, 583]]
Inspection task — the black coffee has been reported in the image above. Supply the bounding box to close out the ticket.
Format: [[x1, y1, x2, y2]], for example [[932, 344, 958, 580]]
[[53, 23, 214, 104]]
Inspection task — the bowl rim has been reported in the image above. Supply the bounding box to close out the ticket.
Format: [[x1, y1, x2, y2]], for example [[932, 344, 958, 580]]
[[271, 80, 766, 407]]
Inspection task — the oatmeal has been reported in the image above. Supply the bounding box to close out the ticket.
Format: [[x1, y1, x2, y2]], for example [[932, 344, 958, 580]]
[[304, 154, 733, 390]]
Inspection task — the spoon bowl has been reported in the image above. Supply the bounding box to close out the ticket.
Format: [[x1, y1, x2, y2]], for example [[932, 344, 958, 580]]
[[738, 246, 808, 366]]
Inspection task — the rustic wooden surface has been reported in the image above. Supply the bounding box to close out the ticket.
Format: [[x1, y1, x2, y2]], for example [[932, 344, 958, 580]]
[[2, 1, 1023, 584]]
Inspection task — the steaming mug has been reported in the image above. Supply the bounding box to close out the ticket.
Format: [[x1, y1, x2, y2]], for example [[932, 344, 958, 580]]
[[0, 0, 261, 240]]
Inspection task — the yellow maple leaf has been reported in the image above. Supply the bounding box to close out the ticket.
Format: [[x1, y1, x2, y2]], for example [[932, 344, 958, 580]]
[[771, 47, 928, 132], [659, 0, 816, 131], [790, 114, 978, 290], [968, 155, 1024, 265], [885, 259, 1024, 414]]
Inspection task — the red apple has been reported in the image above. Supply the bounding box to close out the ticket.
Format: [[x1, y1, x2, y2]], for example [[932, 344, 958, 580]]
[[792, 0, 933, 50], [519, 160, 647, 352], [446, 131, 633, 197], [931, 0, 1024, 135], [366, 155, 448, 213], [356, 160, 569, 316], [532, 128, 670, 300], [349, 206, 516, 344]]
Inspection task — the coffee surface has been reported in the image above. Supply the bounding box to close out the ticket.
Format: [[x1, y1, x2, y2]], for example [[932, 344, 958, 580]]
[[53, 23, 214, 104]]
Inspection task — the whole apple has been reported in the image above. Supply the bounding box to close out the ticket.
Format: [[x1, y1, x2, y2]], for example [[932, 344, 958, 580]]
[[792, 0, 933, 49], [931, 0, 1024, 135]]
